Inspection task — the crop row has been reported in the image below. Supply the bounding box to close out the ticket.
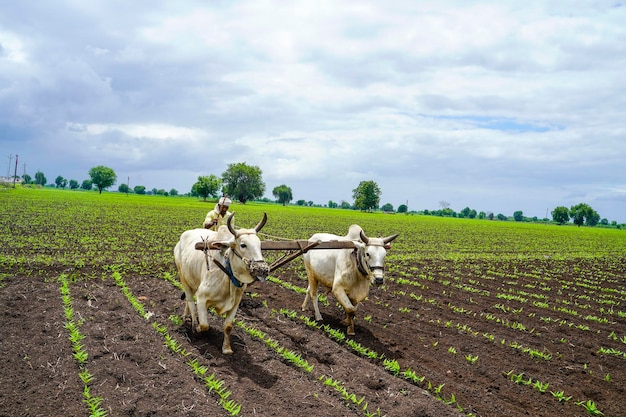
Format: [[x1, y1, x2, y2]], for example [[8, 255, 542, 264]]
[[268, 270, 618, 416]]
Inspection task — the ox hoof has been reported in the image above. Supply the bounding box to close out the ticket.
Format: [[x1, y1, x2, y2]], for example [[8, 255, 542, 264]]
[[222, 348, 233, 355], [198, 324, 209, 332]]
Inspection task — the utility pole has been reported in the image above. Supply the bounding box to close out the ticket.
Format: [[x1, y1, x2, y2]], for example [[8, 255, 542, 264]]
[[7, 154, 12, 177], [13, 155, 18, 187]]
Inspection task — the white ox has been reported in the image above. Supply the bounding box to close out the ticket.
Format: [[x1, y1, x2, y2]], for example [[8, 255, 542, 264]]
[[301, 224, 399, 335], [174, 213, 269, 354]]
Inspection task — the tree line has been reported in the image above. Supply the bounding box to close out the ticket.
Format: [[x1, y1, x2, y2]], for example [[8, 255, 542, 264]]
[[19, 163, 621, 227]]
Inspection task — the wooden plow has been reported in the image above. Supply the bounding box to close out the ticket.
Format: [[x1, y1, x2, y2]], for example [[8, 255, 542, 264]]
[[195, 239, 355, 272]]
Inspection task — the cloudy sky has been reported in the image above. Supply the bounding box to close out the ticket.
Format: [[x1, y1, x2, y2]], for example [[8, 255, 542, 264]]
[[2, 1, 625, 221]]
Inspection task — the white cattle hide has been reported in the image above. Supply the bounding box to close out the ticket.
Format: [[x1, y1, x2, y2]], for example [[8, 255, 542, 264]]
[[301, 224, 398, 335], [174, 213, 269, 354]]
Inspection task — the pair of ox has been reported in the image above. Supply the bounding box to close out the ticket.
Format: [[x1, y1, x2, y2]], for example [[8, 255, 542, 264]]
[[174, 215, 398, 354]]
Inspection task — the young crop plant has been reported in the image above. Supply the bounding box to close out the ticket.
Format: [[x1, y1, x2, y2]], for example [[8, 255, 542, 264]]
[[152, 321, 240, 415], [597, 346, 626, 359], [532, 380, 549, 393], [382, 358, 401, 375], [151, 322, 189, 356], [400, 368, 425, 385], [346, 339, 379, 360], [161, 271, 183, 291], [318, 375, 372, 414], [465, 354, 479, 364], [59, 274, 107, 417], [168, 314, 183, 326], [550, 390, 573, 402], [112, 272, 153, 320], [576, 400, 604, 416], [204, 373, 241, 416], [187, 358, 208, 376], [236, 319, 314, 373]]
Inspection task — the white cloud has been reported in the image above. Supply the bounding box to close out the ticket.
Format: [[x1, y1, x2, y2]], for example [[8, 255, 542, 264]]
[[1, 0, 625, 221]]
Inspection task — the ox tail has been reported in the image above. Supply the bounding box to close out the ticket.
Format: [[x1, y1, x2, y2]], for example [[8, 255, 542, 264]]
[[180, 292, 186, 300]]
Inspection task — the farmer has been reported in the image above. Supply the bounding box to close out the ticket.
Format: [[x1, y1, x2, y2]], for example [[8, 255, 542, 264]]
[[203, 196, 233, 231]]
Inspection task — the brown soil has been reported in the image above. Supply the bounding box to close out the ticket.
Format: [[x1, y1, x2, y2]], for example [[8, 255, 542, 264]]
[[1, 258, 624, 417]]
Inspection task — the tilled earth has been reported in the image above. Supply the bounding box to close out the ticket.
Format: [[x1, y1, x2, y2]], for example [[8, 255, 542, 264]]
[[1, 258, 624, 417]]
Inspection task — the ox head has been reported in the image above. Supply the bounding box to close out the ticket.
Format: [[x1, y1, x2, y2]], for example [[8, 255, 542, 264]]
[[217, 213, 270, 283], [356, 229, 399, 286]]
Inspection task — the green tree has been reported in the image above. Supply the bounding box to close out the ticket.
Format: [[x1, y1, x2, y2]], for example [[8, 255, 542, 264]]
[[328, 200, 338, 208], [169, 188, 178, 196], [192, 175, 221, 201], [570, 203, 599, 227], [69, 179, 79, 190], [352, 180, 381, 211], [296, 199, 306, 206], [133, 185, 146, 195], [88, 166, 117, 194], [22, 174, 31, 184], [469, 209, 477, 219], [118, 183, 130, 193], [55, 176, 68, 189], [585, 209, 600, 226], [272, 184, 293, 206], [222, 162, 265, 204], [513, 210, 524, 222], [381, 203, 394, 212], [551, 206, 570, 225], [81, 179, 93, 190], [34, 171, 46, 186], [397, 204, 408, 213], [460, 207, 471, 218]]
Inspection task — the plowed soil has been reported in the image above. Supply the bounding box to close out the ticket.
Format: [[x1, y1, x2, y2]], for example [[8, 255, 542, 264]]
[[1, 256, 624, 417]]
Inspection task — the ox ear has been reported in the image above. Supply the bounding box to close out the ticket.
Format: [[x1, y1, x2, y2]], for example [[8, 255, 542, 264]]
[[352, 240, 365, 250], [213, 237, 236, 251], [254, 212, 268, 232]]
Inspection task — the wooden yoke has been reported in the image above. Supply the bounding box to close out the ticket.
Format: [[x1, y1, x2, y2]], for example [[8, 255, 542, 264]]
[[193, 239, 356, 272], [261, 240, 355, 272]]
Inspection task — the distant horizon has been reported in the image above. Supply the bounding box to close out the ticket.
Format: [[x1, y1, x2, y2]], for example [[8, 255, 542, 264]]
[[9, 185, 625, 226]]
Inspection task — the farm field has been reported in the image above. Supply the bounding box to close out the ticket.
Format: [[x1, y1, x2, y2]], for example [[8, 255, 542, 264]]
[[1, 188, 625, 417]]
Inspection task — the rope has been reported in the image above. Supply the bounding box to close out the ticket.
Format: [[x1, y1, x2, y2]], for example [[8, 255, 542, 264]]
[[257, 231, 293, 241]]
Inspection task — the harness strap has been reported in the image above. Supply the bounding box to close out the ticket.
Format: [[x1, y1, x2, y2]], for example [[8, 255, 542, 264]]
[[213, 257, 244, 288], [354, 248, 370, 276]]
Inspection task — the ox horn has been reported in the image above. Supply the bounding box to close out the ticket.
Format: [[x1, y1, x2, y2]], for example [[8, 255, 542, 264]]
[[359, 230, 369, 244], [227, 212, 237, 236], [254, 212, 268, 232], [383, 233, 399, 244]]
